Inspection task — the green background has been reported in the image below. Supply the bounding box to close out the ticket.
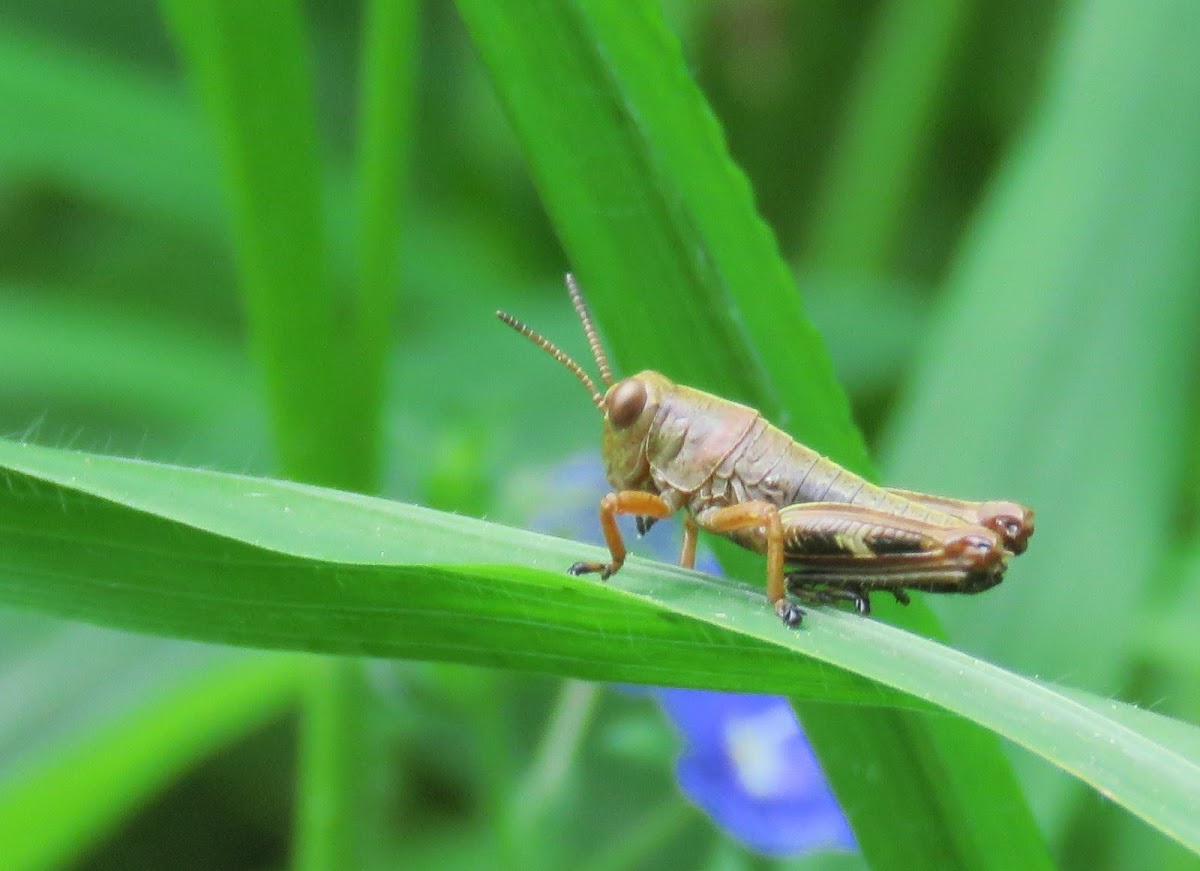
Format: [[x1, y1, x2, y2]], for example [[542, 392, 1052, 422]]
[[0, 1, 1198, 870]]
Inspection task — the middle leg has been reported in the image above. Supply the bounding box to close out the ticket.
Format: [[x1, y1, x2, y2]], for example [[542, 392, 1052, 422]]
[[692, 501, 800, 627]]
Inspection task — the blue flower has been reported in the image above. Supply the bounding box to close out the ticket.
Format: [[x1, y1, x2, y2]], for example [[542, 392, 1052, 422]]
[[511, 453, 856, 856], [658, 688, 855, 854]]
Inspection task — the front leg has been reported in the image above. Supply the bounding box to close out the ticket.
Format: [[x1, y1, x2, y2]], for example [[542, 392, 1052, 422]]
[[568, 491, 674, 580]]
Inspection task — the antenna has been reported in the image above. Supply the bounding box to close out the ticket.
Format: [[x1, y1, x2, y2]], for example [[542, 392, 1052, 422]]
[[496, 311, 605, 410], [564, 274, 614, 386]]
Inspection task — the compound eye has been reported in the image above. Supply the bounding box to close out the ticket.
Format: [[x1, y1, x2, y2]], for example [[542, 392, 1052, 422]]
[[607, 378, 647, 429]]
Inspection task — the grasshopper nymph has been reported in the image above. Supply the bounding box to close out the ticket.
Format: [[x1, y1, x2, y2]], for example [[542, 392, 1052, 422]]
[[498, 275, 1034, 627]]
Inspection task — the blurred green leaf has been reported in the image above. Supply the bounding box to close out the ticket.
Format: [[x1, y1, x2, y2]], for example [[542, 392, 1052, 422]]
[[882, 0, 1200, 833], [798, 270, 932, 397], [1136, 546, 1200, 675], [0, 623, 299, 871], [805, 0, 971, 274], [157, 6, 417, 869], [159, 0, 363, 489], [348, 0, 419, 482], [0, 442, 1198, 858], [296, 4, 422, 867], [0, 288, 250, 424], [0, 27, 223, 235]]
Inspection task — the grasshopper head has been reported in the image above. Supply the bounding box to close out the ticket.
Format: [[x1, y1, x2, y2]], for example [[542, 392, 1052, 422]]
[[497, 274, 666, 493], [600, 370, 673, 490]]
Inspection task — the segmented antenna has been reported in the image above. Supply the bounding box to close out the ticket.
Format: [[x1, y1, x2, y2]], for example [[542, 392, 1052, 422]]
[[496, 311, 605, 410], [564, 273, 614, 386]]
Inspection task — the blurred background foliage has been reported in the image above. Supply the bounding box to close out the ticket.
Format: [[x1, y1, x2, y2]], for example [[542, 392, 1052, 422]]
[[0, 1, 1197, 870]]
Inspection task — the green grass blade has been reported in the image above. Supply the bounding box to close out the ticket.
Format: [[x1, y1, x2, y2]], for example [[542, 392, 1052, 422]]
[[456, 0, 869, 470], [0, 441, 899, 707], [805, 0, 971, 273], [158, 0, 362, 489], [158, 6, 411, 867], [454, 2, 1047, 866], [1, 442, 1198, 856], [287, 6, 422, 868], [881, 0, 1200, 832], [294, 657, 393, 871], [347, 0, 420, 487], [0, 638, 298, 871]]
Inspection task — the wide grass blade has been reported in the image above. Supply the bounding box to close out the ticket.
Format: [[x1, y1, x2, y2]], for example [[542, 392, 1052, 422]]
[[1, 441, 1198, 856]]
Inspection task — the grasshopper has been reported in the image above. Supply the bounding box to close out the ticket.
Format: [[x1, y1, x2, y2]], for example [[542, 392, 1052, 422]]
[[498, 275, 1034, 627]]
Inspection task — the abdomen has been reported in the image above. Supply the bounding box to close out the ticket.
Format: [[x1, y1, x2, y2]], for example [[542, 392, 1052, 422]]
[[698, 418, 952, 525]]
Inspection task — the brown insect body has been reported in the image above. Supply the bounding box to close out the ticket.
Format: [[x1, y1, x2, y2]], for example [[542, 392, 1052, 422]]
[[499, 275, 1033, 627], [602, 371, 1015, 593]]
